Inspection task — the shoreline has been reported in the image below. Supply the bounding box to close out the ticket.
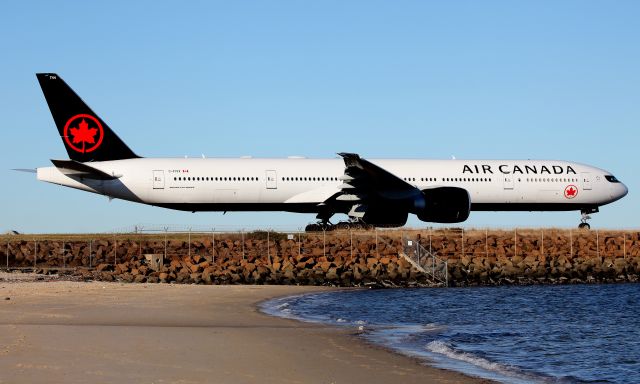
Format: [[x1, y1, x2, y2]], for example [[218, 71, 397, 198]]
[[0, 278, 491, 383]]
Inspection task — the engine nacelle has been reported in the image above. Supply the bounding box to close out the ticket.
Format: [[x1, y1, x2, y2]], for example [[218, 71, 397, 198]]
[[416, 187, 471, 223]]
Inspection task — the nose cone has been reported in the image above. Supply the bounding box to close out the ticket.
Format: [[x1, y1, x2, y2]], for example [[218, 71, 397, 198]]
[[612, 181, 629, 202], [621, 182, 629, 198]]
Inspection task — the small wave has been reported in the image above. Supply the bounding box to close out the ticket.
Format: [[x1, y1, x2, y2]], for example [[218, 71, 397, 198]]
[[427, 340, 508, 372], [425, 340, 541, 383]]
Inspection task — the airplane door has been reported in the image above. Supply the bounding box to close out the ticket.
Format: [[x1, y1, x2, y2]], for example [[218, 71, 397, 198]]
[[503, 175, 514, 190], [153, 170, 165, 189], [582, 172, 592, 190], [265, 170, 277, 189]]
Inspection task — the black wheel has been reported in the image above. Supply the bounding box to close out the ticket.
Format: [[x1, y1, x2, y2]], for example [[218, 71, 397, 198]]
[[578, 222, 591, 230], [323, 224, 336, 231], [305, 224, 321, 232], [335, 222, 350, 231]]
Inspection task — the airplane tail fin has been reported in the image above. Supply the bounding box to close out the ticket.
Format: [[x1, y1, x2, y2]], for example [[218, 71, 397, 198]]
[[36, 73, 140, 162]]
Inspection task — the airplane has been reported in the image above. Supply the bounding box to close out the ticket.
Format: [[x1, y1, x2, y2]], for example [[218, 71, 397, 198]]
[[27, 73, 628, 231]]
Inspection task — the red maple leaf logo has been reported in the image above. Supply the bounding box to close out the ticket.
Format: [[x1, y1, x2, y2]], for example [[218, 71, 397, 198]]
[[564, 185, 578, 199], [63, 114, 104, 153], [69, 119, 98, 145]]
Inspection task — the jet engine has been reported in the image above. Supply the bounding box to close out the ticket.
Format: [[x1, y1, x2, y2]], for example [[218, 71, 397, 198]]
[[416, 187, 471, 223]]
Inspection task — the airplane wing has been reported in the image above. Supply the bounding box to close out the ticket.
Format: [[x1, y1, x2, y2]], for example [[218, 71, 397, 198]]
[[50, 159, 120, 180], [331, 153, 424, 220], [337, 152, 422, 201]]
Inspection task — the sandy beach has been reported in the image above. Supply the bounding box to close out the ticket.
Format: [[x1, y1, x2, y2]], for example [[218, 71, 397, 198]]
[[0, 275, 490, 383]]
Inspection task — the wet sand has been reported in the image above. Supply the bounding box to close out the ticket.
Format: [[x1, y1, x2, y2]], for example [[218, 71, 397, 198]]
[[0, 277, 490, 383]]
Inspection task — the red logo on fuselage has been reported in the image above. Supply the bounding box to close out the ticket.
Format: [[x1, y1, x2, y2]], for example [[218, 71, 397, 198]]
[[564, 185, 578, 199], [63, 114, 104, 153]]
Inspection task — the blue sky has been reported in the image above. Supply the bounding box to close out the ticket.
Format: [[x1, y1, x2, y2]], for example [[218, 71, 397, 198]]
[[1, 1, 638, 233]]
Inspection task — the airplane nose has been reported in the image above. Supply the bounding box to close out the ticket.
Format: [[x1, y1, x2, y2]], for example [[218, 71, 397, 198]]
[[621, 182, 629, 198]]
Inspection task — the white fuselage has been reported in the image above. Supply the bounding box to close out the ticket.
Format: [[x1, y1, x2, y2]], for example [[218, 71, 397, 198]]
[[36, 157, 628, 215]]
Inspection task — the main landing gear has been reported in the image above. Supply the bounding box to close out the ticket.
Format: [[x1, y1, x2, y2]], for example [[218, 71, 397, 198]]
[[578, 207, 599, 230], [304, 220, 375, 232]]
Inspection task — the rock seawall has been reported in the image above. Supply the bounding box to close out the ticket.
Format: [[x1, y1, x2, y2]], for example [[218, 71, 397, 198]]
[[1, 229, 638, 286]]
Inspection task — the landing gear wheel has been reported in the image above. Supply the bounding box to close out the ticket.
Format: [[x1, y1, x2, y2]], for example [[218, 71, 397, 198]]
[[578, 208, 597, 230], [335, 222, 350, 231], [306, 221, 335, 232], [305, 223, 321, 232]]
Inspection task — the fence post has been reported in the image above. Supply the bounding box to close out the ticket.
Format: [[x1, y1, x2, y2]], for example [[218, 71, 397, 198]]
[[267, 231, 271, 265], [623, 232, 626, 259], [514, 228, 517, 258], [461, 229, 464, 258], [375, 228, 378, 258], [212, 229, 215, 264], [324, 229, 327, 258], [164, 227, 168, 261], [485, 228, 488, 257], [188, 228, 192, 257], [6, 240, 9, 269], [88, 240, 92, 268], [429, 227, 432, 255], [541, 230, 544, 259], [242, 229, 245, 260], [298, 231, 301, 256], [113, 233, 117, 266], [569, 229, 573, 258], [596, 230, 600, 258], [350, 229, 353, 259], [34, 240, 37, 269], [445, 260, 449, 287], [432, 247, 435, 276]]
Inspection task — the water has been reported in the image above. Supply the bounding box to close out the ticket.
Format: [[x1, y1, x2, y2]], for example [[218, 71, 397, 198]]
[[262, 284, 640, 384]]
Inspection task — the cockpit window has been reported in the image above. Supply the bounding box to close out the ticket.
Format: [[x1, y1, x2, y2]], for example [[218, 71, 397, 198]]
[[605, 175, 620, 183]]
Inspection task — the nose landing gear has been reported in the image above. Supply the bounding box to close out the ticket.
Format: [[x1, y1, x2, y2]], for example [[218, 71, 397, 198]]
[[578, 207, 599, 230]]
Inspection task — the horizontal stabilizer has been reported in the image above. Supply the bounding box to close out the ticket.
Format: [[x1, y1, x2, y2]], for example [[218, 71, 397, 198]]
[[50, 159, 120, 180], [12, 168, 37, 173]]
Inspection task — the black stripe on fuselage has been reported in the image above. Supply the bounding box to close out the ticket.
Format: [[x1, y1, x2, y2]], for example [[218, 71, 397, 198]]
[[153, 202, 596, 213], [153, 203, 321, 213], [471, 203, 597, 212]]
